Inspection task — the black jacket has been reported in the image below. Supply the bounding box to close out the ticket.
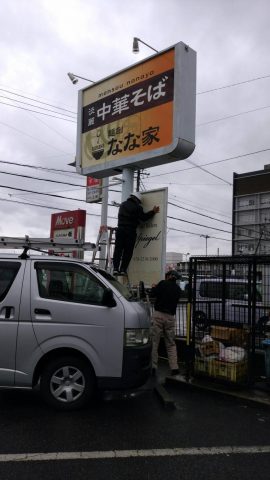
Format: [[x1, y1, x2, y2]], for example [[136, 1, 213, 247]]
[[150, 279, 181, 316], [117, 196, 156, 231]]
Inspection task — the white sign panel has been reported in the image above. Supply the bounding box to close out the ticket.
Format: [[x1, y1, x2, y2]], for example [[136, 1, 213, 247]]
[[128, 188, 168, 287]]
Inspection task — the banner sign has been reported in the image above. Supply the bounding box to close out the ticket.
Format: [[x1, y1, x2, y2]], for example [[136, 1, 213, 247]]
[[86, 176, 102, 203], [76, 42, 196, 178], [127, 188, 168, 287]]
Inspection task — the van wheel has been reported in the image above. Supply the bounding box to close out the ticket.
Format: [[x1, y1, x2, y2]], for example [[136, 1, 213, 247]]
[[194, 311, 209, 331], [40, 356, 95, 410]]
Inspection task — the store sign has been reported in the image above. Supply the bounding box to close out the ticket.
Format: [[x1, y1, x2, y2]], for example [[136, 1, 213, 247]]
[[76, 42, 196, 178], [50, 210, 86, 258], [128, 188, 168, 287], [86, 176, 102, 203]]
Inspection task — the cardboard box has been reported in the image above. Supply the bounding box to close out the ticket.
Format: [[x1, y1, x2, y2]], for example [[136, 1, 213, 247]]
[[211, 326, 249, 346], [231, 329, 249, 347], [199, 340, 220, 357], [210, 326, 231, 341], [209, 360, 248, 383]]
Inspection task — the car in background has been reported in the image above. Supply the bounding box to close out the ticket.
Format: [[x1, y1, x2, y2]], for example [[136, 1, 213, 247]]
[[193, 277, 267, 329]]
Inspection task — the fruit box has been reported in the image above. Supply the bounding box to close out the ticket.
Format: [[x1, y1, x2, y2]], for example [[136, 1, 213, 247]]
[[209, 360, 248, 383]]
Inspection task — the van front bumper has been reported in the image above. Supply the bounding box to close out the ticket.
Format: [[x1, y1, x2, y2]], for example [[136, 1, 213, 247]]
[[97, 343, 152, 390]]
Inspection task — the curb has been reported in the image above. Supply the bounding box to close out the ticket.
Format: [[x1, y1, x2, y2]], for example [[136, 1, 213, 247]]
[[165, 374, 270, 407]]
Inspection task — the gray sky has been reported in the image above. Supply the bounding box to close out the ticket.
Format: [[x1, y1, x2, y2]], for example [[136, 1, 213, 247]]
[[0, 0, 270, 256]]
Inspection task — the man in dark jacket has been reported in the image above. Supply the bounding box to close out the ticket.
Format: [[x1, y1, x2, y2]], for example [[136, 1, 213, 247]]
[[150, 270, 181, 376], [113, 192, 159, 275]]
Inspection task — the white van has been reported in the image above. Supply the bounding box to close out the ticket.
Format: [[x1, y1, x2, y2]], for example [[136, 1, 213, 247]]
[[0, 252, 151, 410], [194, 277, 264, 327]]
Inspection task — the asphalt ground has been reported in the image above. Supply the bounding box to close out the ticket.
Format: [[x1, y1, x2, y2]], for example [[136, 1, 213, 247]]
[[0, 363, 269, 480]]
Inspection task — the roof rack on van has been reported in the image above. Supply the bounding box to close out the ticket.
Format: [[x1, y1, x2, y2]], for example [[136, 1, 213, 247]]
[[0, 236, 96, 259]]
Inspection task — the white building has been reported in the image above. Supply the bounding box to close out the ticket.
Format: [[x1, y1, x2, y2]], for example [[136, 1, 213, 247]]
[[166, 252, 183, 270], [232, 166, 270, 255]]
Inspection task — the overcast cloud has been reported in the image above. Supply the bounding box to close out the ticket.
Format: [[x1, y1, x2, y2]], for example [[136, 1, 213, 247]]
[[0, 0, 270, 256]]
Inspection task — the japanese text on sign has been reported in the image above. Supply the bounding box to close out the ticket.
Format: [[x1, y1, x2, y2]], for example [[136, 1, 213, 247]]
[[82, 70, 174, 133]]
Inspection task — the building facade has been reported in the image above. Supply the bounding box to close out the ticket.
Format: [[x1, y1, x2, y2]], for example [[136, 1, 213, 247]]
[[232, 166, 270, 255]]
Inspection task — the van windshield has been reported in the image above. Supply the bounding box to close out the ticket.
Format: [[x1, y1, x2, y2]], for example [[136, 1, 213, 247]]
[[92, 268, 135, 301]]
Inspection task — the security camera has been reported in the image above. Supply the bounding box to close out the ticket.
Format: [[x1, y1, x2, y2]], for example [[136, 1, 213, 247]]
[[67, 72, 78, 84]]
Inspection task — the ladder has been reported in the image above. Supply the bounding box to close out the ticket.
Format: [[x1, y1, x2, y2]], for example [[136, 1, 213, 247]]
[[0, 236, 96, 258], [92, 226, 116, 271]]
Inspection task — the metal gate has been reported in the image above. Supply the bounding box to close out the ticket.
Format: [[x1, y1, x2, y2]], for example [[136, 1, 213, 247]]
[[188, 255, 270, 386]]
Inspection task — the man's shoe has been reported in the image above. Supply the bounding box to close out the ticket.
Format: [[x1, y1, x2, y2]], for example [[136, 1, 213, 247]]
[[171, 369, 180, 376], [113, 270, 119, 276], [120, 271, 127, 276]]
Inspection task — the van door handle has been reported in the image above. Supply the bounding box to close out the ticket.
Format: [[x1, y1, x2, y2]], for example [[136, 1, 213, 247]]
[[3, 307, 13, 319], [34, 308, 51, 315]]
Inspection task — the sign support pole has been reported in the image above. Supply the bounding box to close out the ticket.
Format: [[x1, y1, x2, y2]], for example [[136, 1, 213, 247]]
[[121, 168, 134, 201], [99, 177, 109, 269]]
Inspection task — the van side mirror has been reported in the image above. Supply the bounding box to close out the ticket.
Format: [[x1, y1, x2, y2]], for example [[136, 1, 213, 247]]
[[102, 288, 117, 307]]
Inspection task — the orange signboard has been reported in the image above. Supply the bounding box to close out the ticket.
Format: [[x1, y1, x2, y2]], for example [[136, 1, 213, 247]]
[[77, 42, 196, 177]]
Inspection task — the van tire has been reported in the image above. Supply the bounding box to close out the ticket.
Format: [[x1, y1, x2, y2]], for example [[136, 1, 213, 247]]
[[40, 356, 95, 410]]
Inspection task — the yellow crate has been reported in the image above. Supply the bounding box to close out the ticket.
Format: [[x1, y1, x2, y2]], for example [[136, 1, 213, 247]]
[[210, 360, 248, 382], [194, 358, 211, 375]]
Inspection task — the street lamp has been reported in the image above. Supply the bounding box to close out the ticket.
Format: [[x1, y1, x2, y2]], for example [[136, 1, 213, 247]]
[[67, 72, 95, 84], [200, 235, 210, 256], [132, 37, 158, 54]]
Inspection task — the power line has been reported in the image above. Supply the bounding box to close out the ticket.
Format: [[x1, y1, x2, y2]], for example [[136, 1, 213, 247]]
[[0, 159, 77, 175], [0, 196, 117, 220], [197, 104, 270, 128], [168, 194, 232, 220], [0, 87, 76, 114], [184, 158, 232, 186], [0, 95, 76, 119], [168, 214, 232, 235], [0, 101, 76, 123], [197, 73, 270, 95], [0, 162, 265, 240], [0, 121, 73, 154], [149, 147, 270, 179], [168, 201, 231, 225], [0, 170, 85, 188], [0, 184, 86, 203], [168, 227, 231, 242]]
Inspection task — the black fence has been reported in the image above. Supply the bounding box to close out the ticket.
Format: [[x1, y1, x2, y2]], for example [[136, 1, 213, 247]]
[[187, 255, 270, 387]]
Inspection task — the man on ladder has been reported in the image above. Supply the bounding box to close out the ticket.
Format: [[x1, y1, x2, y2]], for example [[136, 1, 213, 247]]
[[113, 192, 159, 276]]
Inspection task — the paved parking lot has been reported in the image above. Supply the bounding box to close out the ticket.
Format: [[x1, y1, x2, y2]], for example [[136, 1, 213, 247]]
[[0, 372, 269, 480]]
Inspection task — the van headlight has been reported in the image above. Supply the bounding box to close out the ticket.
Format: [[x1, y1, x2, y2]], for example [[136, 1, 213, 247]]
[[125, 328, 150, 346]]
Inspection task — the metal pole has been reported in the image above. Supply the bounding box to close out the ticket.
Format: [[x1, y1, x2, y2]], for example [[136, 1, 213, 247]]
[[121, 168, 134, 201], [99, 177, 109, 269]]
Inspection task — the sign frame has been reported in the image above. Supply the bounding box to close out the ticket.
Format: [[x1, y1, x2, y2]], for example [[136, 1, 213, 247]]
[[76, 42, 196, 178]]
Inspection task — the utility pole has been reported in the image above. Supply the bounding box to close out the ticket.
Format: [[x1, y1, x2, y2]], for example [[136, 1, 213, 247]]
[[200, 234, 210, 256]]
